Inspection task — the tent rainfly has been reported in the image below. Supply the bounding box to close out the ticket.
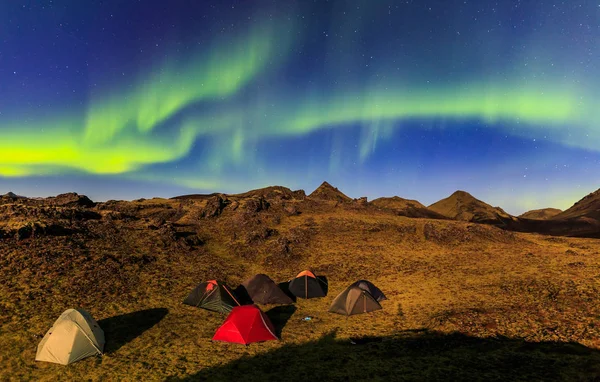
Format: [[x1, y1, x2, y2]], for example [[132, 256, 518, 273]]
[[183, 279, 241, 314], [329, 285, 382, 316], [350, 279, 387, 302], [288, 270, 328, 299], [242, 274, 294, 305], [212, 305, 278, 345]]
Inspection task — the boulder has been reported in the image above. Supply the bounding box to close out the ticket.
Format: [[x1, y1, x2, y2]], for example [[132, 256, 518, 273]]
[[50, 193, 95, 208], [201, 195, 229, 217]]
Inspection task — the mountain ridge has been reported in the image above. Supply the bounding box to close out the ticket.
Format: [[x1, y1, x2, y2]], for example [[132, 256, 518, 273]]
[[4, 183, 600, 238]]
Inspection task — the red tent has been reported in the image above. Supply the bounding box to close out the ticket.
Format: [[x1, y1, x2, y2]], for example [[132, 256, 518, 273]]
[[212, 305, 278, 345]]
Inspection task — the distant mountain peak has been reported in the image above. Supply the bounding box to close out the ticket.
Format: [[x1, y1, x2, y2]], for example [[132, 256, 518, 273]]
[[317, 181, 335, 189], [308, 181, 351, 202], [450, 190, 476, 199], [429, 190, 511, 222], [2, 191, 25, 199]]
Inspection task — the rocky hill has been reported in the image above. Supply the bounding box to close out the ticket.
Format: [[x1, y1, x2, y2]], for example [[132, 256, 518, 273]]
[[370, 196, 448, 219], [519, 208, 562, 220], [308, 181, 352, 203], [428, 191, 512, 223], [552, 189, 600, 220]]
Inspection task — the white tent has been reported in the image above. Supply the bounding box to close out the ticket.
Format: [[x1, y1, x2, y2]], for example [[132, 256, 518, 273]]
[[36, 308, 105, 365]]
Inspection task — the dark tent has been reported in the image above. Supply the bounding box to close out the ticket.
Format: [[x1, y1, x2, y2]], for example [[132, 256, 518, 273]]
[[232, 285, 255, 305], [288, 270, 328, 299], [183, 280, 241, 314], [329, 285, 382, 316], [242, 274, 294, 305], [350, 279, 387, 302], [276, 281, 297, 303]]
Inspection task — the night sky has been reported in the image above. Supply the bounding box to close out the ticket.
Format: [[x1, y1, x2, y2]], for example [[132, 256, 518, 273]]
[[1, 0, 599, 214]]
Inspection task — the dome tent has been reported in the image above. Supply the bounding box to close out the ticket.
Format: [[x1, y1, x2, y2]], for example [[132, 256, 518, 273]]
[[183, 279, 241, 314], [212, 305, 278, 345], [350, 279, 387, 302], [287, 270, 328, 299], [328, 285, 382, 316], [36, 308, 104, 365], [242, 274, 293, 305]]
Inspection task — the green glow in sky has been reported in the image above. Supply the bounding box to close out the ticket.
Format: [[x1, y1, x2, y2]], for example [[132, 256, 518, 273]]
[[0, 79, 592, 179], [0, 17, 595, 199]]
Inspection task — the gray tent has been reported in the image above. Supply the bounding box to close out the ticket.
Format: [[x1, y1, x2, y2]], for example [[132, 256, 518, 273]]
[[350, 280, 386, 302], [328, 285, 382, 316]]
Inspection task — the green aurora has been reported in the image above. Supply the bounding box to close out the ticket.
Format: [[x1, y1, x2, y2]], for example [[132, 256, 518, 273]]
[[0, 1, 598, 213]]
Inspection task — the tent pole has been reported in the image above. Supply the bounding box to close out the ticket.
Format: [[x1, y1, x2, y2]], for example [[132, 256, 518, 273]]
[[305, 275, 308, 299], [223, 285, 240, 306]]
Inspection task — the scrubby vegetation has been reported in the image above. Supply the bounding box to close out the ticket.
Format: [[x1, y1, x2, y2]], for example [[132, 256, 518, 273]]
[[2, 187, 600, 380]]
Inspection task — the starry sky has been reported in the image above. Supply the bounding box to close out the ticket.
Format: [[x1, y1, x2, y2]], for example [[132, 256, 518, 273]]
[[0, 0, 599, 214]]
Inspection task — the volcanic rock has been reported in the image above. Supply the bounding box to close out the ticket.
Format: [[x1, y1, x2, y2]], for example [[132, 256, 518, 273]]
[[48, 192, 95, 208], [243, 196, 270, 213], [201, 195, 229, 218], [355, 197, 368, 205]]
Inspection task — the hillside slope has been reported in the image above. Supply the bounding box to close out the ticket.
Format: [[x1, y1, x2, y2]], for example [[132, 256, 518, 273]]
[[370, 196, 448, 219], [308, 182, 352, 203], [428, 191, 512, 223], [2, 188, 600, 380], [553, 189, 600, 220], [519, 208, 562, 220]]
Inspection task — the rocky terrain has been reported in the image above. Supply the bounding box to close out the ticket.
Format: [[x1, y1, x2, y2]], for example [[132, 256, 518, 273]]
[[370, 196, 448, 219], [2, 183, 600, 380]]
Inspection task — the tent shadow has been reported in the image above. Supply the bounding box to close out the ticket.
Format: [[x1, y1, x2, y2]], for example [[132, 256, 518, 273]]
[[98, 308, 168, 354], [265, 305, 297, 337], [277, 281, 297, 302], [172, 329, 600, 381]]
